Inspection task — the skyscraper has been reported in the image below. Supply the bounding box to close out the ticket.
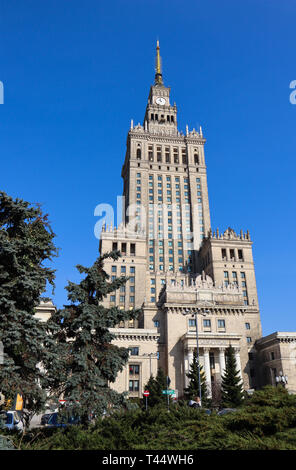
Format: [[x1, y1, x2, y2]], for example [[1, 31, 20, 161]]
[[100, 42, 262, 399]]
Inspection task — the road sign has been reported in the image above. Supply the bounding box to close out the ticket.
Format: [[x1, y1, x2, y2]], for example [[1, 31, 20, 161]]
[[14, 394, 23, 411], [162, 389, 175, 395], [143, 390, 150, 397]]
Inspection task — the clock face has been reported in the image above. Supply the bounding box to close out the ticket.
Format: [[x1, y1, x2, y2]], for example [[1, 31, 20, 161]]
[[156, 97, 166, 105]]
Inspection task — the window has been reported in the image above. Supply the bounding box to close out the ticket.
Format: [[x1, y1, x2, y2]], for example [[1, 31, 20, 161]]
[[203, 319, 211, 329], [110, 295, 116, 302], [173, 148, 179, 163], [130, 243, 136, 255], [271, 351, 275, 360], [120, 285, 125, 293], [218, 319, 225, 329], [230, 249, 235, 260], [129, 365, 140, 375], [154, 320, 159, 327], [248, 352, 254, 361], [129, 347, 139, 356], [121, 243, 127, 254], [157, 147, 162, 162], [241, 272, 246, 279], [130, 296, 135, 303], [194, 153, 199, 165], [210, 352, 215, 369], [245, 322, 250, 330], [119, 295, 125, 303], [129, 380, 139, 392], [224, 271, 229, 278], [222, 248, 227, 259], [136, 148, 141, 160], [247, 337, 252, 343], [130, 266, 135, 273], [238, 249, 244, 260], [112, 266, 117, 273], [189, 319, 196, 327], [121, 266, 126, 273]]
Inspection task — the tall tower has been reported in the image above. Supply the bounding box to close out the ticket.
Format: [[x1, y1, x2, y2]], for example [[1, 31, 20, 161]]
[[100, 42, 262, 399], [121, 41, 211, 280]]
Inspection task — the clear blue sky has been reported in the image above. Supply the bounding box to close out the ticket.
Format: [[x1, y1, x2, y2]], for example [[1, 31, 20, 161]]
[[1, 0, 295, 336]]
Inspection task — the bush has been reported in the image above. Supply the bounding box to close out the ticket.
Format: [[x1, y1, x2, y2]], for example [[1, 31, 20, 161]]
[[10, 388, 296, 450]]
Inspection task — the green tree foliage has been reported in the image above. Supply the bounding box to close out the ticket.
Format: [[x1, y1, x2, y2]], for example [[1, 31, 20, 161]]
[[0, 192, 58, 427], [48, 251, 140, 424], [221, 345, 244, 408], [13, 387, 296, 450], [184, 350, 208, 405], [143, 368, 169, 408]]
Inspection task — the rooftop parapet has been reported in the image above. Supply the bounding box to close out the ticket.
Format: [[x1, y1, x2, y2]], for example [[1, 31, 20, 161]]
[[157, 272, 245, 307], [100, 222, 146, 240], [206, 227, 251, 241]]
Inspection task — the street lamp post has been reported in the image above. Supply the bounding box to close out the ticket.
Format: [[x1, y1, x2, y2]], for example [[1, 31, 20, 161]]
[[142, 352, 158, 377], [183, 305, 210, 408]]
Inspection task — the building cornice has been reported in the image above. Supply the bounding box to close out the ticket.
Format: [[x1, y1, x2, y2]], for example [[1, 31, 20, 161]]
[[109, 328, 160, 342], [256, 332, 296, 348]]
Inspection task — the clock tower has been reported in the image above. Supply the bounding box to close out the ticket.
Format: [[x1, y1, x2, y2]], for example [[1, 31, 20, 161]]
[[143, 41, 178, 136], [100, 40, 263, 399]]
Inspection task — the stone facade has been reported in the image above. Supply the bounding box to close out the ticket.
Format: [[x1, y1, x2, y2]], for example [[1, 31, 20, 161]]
[[36, 43, 295, 399], [35, 300, 56, 322], [100, 42, 267, 399], [255, 333, 296, 394]]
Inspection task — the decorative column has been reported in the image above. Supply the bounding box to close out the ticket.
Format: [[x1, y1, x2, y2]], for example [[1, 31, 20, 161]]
[[184, 348, 194, 388], [234, 347, 243, 383], [219, 347, 226, 379], [203, 348, 212, 398]]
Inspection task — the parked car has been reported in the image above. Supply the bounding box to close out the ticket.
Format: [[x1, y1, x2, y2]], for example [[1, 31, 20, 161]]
[[0, 411, 24, 431], [217, 408, 237, 416], [45, 412, 80, 428], [40, 413, 53, 426]]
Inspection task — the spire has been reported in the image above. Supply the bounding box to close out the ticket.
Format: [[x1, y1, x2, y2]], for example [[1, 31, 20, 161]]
[[155, 40, 163, 85]]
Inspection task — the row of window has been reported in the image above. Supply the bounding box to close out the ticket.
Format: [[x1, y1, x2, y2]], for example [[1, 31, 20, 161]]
[[223, 271, 248, 304], [112, 242, 136, 256], [138, 163, 201, 173], [221, 248, 244, 261], [111, 265, 135, 274], [110, 295, 135, 304], [138, 144, 201, 166], [188, 318, 252, 332], [149, 114, 175, 123], [135, 174, 201, 184]]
